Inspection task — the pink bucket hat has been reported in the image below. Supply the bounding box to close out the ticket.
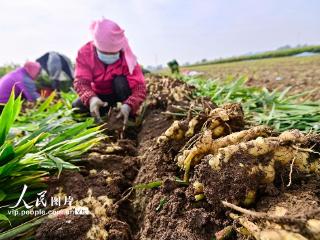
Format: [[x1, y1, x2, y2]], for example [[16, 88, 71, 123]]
[[24, 61, 41, 80], [90, 18, 137, 74]]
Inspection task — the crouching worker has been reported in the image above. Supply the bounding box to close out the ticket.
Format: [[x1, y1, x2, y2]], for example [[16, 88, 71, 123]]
[[0, 61, 41, 113], [36, 51, 74, 93], [72, 18, 146, 124]]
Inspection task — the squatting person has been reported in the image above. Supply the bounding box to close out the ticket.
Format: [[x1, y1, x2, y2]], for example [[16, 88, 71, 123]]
[[0, 61, 41, 113], [72, 18, 147, 124], [36, 51, 74, 93]]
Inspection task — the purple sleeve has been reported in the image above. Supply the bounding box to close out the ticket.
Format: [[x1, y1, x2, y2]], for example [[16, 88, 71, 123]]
[[17, 75, 40, 101]]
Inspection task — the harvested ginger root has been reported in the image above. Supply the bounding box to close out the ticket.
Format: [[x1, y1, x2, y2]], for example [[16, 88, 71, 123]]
[[181, 125, 272, 181]]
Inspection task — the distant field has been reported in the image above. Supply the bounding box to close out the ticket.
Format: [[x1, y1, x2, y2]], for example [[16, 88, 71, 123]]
[[183, 55, 320, 100], [189, 45, 320, 66]]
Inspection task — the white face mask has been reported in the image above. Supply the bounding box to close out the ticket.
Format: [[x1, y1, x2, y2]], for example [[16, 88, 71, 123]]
[[96, 50, 120, 65]]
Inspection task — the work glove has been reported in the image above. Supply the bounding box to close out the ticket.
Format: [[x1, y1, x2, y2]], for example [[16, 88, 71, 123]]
[[116, 104, 131, 125], [89, 96, 108, 121]]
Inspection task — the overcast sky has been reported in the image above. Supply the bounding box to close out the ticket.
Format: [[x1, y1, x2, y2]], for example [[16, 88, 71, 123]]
[[0, 0, 319, 66]]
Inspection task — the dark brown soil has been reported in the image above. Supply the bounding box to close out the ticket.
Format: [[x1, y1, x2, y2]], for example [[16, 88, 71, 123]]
[[137, 187, 218, 240], [35, 214, 92, 240], [46, 155, 139, 201], [194, 155, 263, 211], [35, 103, 175, 240], [132, 103, 236, 239], [106, 220, 132, 240], [36, 137, 140, 239]]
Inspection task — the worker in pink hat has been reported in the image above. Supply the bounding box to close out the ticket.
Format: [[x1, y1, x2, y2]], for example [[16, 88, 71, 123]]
[[73, 18, 147, 124], [0, 61, 42, 113]]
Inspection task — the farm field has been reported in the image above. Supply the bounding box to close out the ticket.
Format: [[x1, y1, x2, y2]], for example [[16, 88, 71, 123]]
[[0, 1, 319, 239], [183, 55, 320, 100], [0, 72, 320, 240]]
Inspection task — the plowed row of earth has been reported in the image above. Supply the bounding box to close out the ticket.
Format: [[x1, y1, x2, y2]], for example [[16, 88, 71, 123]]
[[34, 75, 320, 240]]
